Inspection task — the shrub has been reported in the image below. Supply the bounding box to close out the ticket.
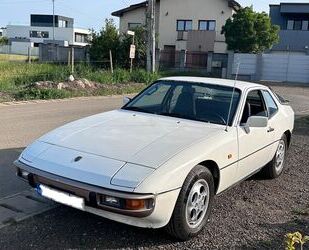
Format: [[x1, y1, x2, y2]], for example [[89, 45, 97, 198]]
[[286, 232, 309, 250]]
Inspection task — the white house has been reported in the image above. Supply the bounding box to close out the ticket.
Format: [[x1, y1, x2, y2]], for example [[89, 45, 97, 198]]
[[0, 28, 6, 38], [4, 14, 90, 56], [112, 0, 240, 54]]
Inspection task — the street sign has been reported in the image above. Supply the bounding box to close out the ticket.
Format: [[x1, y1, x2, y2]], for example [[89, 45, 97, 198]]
[[127, 30, 135, 36], [130, 45, 136, 59]]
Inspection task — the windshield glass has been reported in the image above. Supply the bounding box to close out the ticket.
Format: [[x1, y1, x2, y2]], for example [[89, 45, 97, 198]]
[[123, 80, 241, 126]]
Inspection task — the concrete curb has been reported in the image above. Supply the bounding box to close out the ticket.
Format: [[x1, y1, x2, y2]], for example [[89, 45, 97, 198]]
[[0, 94, 136, 107]]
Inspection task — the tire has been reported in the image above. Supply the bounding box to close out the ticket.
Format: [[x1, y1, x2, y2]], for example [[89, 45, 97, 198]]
[[166, 165, 215, 241], [262, 134, 288, 179]]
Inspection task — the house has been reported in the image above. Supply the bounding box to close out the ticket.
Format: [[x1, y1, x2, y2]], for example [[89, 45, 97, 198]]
[[0, 28, 6, 38], [270, 3, 309, 53], [5, 14, 90, 56], [112, 0, 240, 54]]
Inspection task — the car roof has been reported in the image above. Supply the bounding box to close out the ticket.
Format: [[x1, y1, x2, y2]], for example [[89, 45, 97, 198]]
[[158, 77, 265, 91]]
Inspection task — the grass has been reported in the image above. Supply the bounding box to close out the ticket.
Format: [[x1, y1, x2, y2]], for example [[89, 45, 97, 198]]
[[0, 61, 213, 102], [0, 54, 38, 62]]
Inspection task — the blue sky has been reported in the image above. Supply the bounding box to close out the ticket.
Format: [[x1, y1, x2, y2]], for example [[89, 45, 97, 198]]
[[0, 0, 305, 31]]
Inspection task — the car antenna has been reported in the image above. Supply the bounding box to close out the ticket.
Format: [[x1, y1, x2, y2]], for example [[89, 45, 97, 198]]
[[225, 61, 240, 132]]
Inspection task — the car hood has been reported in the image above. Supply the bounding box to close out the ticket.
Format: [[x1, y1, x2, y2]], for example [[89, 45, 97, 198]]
[[20, 110, 223, 191], [38, 110, 221, 168]]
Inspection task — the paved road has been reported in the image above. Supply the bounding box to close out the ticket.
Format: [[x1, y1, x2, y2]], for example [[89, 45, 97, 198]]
[[0, 96, 125, 228], [0, 87, 308, 249]]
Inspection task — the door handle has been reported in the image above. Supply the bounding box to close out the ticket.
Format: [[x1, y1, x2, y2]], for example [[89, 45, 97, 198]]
[[267, 127, 275, 133]]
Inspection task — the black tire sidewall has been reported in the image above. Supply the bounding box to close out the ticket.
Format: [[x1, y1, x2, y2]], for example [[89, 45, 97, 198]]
[[170, 165, 215, 240]]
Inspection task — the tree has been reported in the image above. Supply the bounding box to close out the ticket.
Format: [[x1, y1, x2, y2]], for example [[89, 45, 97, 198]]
[[0, 37, 8, 45], [222, 7, 279, 53], [89, 19, 147, 69], [118, 26, 147, 68], [89, 19, 120, 66]]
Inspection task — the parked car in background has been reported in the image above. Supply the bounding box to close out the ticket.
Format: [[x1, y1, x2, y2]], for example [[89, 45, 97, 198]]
[[15, 77, 294, 240]]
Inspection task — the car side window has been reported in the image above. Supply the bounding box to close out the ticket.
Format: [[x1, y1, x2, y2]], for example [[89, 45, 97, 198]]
[[241, 90, 267, 124], [262, 90, 279, 118]]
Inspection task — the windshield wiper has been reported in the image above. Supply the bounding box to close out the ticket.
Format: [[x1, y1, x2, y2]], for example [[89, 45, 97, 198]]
[[159, 112, 225, 125], [123, 106, 154, 114], [159, 112, 193, 120]]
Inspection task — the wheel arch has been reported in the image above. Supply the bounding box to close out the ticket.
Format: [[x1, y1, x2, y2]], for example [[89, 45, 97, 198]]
[[198, 160, 220, 194]]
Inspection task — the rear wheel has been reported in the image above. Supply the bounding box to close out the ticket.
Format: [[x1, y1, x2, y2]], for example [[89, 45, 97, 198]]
[[166, 165, 214, 241], [262, 134, 287, 179]]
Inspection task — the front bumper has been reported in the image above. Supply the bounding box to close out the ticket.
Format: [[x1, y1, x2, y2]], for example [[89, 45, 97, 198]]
[[14, 160, 180, 228]]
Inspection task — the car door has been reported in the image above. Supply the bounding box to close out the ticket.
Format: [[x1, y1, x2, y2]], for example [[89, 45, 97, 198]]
[[261, 89, 280, 159], [237, 89, 275, 180]]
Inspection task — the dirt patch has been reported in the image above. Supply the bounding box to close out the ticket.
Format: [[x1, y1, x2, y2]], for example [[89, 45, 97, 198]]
[[30, 79, 145, 93]]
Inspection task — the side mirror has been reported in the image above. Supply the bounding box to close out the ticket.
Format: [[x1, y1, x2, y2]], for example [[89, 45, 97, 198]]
[[244, 116, 268, 134], [123, 96, 131, 105]]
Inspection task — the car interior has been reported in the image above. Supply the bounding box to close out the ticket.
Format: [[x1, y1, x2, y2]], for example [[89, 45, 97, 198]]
[[240, 90, 268, 124]]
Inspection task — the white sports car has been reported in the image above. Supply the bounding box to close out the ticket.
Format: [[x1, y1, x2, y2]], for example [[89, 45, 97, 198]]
[[15, 77, 294, 240]]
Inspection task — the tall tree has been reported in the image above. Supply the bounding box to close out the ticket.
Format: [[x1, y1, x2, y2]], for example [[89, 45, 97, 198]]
[[222, 7, 279, 53]]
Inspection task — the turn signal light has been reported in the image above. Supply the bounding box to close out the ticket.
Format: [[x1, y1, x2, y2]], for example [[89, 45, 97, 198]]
[[125, 199, 146, 210]]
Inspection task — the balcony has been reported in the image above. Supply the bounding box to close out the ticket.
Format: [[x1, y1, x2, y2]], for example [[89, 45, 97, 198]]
[[176, 30, 216, 52]]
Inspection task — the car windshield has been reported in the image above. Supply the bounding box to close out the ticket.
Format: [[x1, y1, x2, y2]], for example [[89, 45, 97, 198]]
[[122, 80, 241, 126]]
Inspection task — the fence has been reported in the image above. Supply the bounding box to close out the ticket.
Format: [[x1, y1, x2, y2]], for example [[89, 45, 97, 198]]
[[230, 52, 309, 83], [159, 50, 208, 70], [0, 44, 39, 57], [39, 44, 89, 63]]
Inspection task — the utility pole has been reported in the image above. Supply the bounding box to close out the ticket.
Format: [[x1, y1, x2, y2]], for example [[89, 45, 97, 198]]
[[52, 0, 55, 42], [146, 0, 156, 73]]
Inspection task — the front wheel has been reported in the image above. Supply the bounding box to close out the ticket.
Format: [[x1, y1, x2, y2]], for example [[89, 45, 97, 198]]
[[166, 165, 215, 241], [261, 134, 288, 179]]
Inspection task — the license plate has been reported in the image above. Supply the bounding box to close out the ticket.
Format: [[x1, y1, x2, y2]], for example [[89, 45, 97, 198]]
[[37, 184, 85, 210]]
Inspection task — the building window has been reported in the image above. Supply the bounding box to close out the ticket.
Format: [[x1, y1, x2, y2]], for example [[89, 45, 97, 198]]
[[287, 20, 294, 30], [198, 20, 216, 31], [128, 23, 142, 29], [58, 20, 68, 28], [287, 19, 309, 30], [30, 31, 49, 38], [75, 33, 88, 43], [294, 20, 302, 30], [302, 20, 309, 30], [176, 20, 192, 31]]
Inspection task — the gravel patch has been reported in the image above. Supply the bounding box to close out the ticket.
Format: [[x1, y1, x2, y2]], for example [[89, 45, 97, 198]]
[[0, 117, 308, 249]]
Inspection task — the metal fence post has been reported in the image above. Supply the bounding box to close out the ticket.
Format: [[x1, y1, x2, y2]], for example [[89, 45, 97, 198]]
[[109, 50, 114, 74], [207, 52, 213, 73], [28, 46, 31, 64]]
